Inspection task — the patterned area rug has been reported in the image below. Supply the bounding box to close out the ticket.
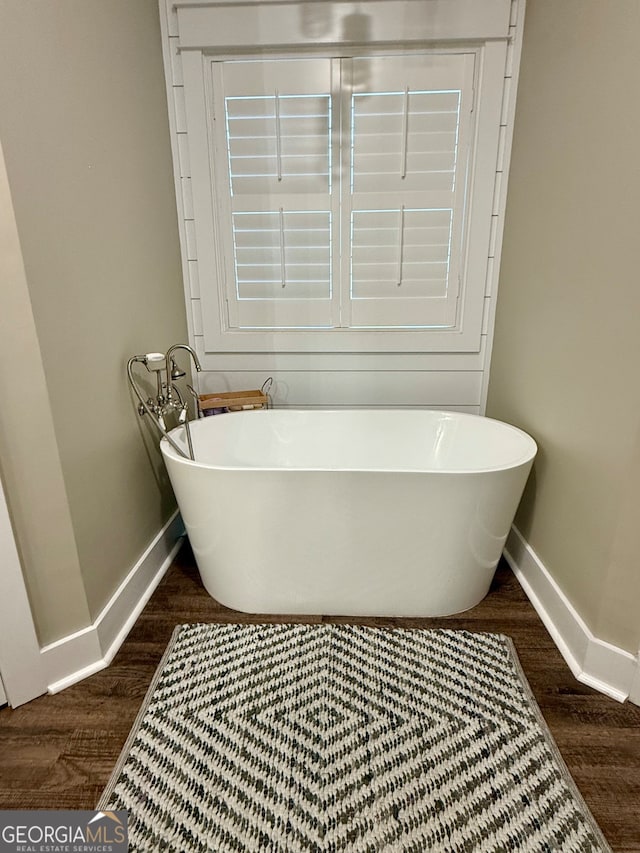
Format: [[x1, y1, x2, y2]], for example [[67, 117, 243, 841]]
[[99, 624, 611, 852]]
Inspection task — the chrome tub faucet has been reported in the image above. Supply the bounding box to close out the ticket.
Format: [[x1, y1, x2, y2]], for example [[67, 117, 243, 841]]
[[127, 344, 202, 460]]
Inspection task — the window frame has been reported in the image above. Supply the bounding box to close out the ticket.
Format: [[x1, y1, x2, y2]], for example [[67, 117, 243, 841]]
[[182, 38, 509, 353]]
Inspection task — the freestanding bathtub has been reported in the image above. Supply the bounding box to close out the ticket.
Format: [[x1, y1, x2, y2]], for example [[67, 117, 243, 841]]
[[161, 409, 536, 617]]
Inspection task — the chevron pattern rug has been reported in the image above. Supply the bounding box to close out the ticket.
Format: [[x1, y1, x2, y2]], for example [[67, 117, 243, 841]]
[[99, 624, 611, 852]]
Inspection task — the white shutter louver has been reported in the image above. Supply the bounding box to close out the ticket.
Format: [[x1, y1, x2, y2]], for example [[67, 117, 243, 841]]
[[232, 210, 331, 301], [351, 90, 461, 194], [351, 208, 453, 299], [226, 94, 331, 196]]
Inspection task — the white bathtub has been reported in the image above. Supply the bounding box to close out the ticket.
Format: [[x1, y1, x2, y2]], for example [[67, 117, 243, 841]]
[[161, 409, 536, 617]]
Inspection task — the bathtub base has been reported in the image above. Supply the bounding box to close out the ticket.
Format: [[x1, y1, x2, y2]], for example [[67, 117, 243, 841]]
[[179, 467, 525, 618], [198, 567, 496, 619]]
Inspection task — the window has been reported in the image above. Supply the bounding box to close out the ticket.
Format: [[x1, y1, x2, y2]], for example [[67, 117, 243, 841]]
[[174, 0, 515, 355], [209, 52, 475, 335]]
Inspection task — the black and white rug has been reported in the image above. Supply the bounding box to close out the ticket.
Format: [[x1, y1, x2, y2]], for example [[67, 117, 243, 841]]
[[99, 623, 611, 852]]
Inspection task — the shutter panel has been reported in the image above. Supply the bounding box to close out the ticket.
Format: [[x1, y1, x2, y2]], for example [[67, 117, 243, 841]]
[[213, 59, 336, 329], [226, 93, 331, 196], [351, 208, 452, 299], [233, 211, 331, 300], [345, 54, 475, 329]]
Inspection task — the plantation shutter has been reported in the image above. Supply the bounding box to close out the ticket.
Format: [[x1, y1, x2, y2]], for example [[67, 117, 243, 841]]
[[211, 53, 474, 332], [344, 53, 475, 328], [212, 58, 336, 329]]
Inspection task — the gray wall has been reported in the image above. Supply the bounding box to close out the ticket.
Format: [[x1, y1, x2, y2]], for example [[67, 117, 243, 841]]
[[0, 0, 188, 643], [487, 0, 640, 654]]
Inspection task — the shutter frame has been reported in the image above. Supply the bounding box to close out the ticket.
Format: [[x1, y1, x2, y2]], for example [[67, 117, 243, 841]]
[[180, 41, 509, 352]]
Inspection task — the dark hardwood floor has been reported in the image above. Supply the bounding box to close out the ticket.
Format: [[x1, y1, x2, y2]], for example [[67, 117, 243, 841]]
[[1, 544, 639, 851]]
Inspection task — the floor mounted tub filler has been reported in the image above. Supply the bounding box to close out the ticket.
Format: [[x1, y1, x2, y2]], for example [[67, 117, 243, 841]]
[[161, 409, 537, 617]]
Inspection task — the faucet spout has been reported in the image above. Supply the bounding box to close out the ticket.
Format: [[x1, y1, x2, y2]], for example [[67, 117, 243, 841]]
[[165, 344, 201, 405], [166, 343, 201, 374]]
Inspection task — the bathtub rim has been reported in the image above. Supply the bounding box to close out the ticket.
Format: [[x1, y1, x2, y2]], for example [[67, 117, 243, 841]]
[[160, 408, 537, 476]]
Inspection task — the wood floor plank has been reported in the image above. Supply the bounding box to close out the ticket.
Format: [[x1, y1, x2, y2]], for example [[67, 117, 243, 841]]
[[1, 544, 638, 851]]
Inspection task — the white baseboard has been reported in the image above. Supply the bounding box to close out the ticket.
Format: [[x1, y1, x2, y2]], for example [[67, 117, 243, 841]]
[[504, 525, 639, 704], [41, 511, 184, 693], [629, 665, 640, 706]]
